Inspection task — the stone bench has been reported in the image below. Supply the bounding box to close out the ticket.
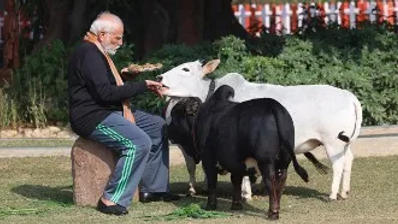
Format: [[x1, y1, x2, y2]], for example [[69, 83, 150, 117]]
[[71, 137, 138, 206]]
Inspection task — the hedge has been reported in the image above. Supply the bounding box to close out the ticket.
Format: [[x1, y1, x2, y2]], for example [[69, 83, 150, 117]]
[[1, 24, 397, 128]]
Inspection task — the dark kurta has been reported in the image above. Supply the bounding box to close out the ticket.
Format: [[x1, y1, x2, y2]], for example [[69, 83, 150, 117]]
[[68, 41, 147, 137]]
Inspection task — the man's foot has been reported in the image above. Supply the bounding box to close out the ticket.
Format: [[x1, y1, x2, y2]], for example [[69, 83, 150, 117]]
[[97, 198, 128, 216], [139, 192, 180, 203]]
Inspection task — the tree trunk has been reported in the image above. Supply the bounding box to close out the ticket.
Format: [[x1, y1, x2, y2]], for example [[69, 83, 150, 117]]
[[203, 0, 248, 41], [32, 0, 71, 51], [175, 0, 203, 45], [2, 0, 19, 69], [130, 0, 249, 58], [68, 0, 88, 44], [21, 0, 249, 59], [130, 0, 172, 58], [0, 0, 19, 83]]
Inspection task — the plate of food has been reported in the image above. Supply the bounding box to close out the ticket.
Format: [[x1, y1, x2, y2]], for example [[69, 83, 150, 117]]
[[122, 63, 163, 74]]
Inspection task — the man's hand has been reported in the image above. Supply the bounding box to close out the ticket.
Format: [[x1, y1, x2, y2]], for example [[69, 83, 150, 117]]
[[145, 80, 165, 98], [121, 67, 140, 74], [121, 67, 140, 81]]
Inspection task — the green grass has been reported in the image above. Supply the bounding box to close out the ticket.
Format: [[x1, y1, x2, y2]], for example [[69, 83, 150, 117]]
[[0, 156, 397, 223], [0, 139, 74, 148]]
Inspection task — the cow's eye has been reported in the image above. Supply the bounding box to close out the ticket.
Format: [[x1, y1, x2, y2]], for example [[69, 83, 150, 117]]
[[182, 68, 190, 72]]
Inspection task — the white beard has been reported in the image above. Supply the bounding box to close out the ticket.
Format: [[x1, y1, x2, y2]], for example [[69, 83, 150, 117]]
[[102, 44, 119, 55], [104, 47, 117, 55]]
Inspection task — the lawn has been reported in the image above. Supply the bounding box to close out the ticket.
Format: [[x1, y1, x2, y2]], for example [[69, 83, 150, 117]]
[[0, 155, 397, 224], [0, 139, 74, 148]]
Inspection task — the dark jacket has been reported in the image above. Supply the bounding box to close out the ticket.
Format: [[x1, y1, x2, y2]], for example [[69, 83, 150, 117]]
[[68, 41, 147, 137]]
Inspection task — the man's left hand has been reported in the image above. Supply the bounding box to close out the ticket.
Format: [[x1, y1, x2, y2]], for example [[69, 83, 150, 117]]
[[145, 80, 165, 98]]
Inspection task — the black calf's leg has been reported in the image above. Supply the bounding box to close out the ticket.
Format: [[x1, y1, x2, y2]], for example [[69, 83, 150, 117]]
[[230, 173, 244, 210], [260, 163, 279, 220], [202, 158, 218, 210], [275, 169, 288, 211]]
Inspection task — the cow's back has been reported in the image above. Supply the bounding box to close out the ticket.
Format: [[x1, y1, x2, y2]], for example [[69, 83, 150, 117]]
[[218, 73, 362, 150]]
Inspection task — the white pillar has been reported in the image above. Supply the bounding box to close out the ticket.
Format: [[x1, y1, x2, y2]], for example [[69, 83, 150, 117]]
[[366, 1, 377, 23], [337, 1, 342, 25], [262, 4, 272, 32], [297, 3, 304, 29], [309, 2, 316, 18], [345, 1, 359, 29], [282, 3, 292, 34], [235, 4, 251, 26], [327, 2, 339, 24], [324, 2, 331, 25]]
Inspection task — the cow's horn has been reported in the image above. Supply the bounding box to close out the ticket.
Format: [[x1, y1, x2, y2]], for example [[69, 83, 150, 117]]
[[202, 59, 220, 77]]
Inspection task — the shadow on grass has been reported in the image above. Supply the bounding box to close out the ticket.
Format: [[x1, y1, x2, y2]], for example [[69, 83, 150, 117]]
[[169, 181, 329, 216], [283, 186, 329, 202], [169, 181, 267, 218], [11, 185, 74, 206]]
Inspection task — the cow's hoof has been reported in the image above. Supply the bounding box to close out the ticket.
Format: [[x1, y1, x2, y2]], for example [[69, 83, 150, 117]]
[[339, 191, 349, 199], [185, 193, 193, 197], [187, 192, 195, 197], [267, 210, 279, 220], [242, 197, 252, 202], [205, 203, 217, 210], [231, 202, 243, 210], [186, 191, 196, 197], [337, 193, 347, 200], [328, 194, 337, 201]]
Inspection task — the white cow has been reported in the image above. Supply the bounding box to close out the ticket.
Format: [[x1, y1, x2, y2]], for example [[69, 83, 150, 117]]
[[160, 59, 362, 200]]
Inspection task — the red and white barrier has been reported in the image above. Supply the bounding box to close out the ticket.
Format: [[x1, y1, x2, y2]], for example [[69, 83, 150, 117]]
[[232, 0, 398, 35]]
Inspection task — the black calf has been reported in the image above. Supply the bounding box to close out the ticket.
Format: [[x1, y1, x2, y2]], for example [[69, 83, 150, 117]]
[[166, 95, 328, 200], [194, 85, 308, 220]]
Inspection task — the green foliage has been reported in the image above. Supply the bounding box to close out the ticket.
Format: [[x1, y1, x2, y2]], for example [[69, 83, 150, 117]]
[[4, 24, 398, 127], [112, 44, 135, 71], [142, 203, 232, 221], [0, 87, 17, 128], [227, 25, 398, 125], [214, 36, 248, 63], [4, 39, 68, 127], [247, 32, 286, 57]]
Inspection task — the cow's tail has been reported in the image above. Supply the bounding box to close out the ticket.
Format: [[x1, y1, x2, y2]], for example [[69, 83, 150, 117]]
[[337, 94, 363, 143], [273, 101, 309, 183]]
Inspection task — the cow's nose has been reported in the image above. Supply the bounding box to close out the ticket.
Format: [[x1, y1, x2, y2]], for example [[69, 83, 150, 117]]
[[156, 75, 163, 82]]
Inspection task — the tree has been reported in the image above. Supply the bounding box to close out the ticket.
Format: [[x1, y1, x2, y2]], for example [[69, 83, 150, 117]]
[[127, 0, 249, 58], [1, 0, 20, 83], [3, 0, 249, 69]]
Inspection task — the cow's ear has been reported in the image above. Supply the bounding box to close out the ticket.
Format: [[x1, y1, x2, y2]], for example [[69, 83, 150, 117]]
[[202, 59, 220, 77]]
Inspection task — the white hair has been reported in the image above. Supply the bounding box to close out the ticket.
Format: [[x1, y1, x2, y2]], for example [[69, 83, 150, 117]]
[[89, 11, 123, 35]]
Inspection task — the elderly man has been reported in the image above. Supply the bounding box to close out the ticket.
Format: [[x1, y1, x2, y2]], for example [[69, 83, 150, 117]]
[[67, 12, 178, 216]]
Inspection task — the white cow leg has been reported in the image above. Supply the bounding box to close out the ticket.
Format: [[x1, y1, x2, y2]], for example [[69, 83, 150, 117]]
[[241, 176, 252, 201], [340, 146, 353, 199], [181, 147, 197, 195], [326, 144, 345, 200]]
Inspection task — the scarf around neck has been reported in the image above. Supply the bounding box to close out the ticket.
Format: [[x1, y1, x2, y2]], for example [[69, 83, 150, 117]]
[[84, 31, 135, 123]]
